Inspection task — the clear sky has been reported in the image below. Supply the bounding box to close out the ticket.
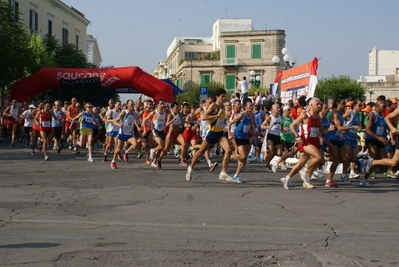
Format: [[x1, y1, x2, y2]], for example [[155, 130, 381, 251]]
[[65, 0, 398, 80]]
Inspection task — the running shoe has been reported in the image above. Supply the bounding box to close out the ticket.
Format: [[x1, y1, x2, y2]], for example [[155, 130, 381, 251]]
[[370, 171, 376, 179], [186, 166, 193, 181], [312, 171, 325, 179], [44, 156, 49, 161], [11, 143, 14, 148], [123, 152, 129, 162], [349, 173, 360, 179], [180, 161, 188, 166], [31, 150, 35, 156], [87, 157, 94, 163], [103, 154, 107, 162], [325, 181, 338, 188], [57, 148, 61, 153], [360, 179, 372, 188], [145, 158, 151, 164], [365, 157, 373, 173], [340, 174, 351, 183], [219, 172, 233, 182], [232, 175, 243, 183], [209, 162, 218, 172], [110, 161, 117, 169], [151, 161, 158, 168], [299, 168, 308, 182], [137, 152, 143, 159], [280, 177, 290, 190], [271, 161, 278, 173], [73, 148, 80, 154], [302, 180, 314, 189], [280, 163, 288, 170], [264, 166, 272, 173]]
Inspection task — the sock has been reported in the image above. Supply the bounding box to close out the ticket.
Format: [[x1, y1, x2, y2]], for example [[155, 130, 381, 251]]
[[285, 175, 291, 181], [350, 170, 355, 175], [207, 160, 211, 166]]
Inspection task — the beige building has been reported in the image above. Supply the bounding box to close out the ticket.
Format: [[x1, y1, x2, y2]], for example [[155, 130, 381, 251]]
[[358, 46, 399, 102], [153, 18, 286, 93], [10, 0, 101, 66]]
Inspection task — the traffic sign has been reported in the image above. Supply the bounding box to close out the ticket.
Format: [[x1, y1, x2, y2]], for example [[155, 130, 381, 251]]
[[199, 86, 208, 103]]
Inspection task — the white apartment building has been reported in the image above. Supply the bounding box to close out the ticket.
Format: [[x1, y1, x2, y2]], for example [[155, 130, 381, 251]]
[[9, 0, 101, 66], [153, 18, 285, 93]]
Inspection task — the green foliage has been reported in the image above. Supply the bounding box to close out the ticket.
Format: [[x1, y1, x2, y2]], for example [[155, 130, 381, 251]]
[[0, 0, 31, 103], [315, 75, 366, 101], [175, 81, 228, 106]]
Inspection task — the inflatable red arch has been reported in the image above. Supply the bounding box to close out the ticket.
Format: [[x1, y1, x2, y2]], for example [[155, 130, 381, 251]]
[[9, 66, 174, 103]]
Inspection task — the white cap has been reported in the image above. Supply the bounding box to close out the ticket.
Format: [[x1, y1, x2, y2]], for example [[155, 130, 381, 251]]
[[283, 105, 291, 111], [29, 104, 36, 108]]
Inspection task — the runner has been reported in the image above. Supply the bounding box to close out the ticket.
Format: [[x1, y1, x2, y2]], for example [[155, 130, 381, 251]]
[[280, 98, 325, 190], [158, 102, 188, 167], [135, 100, 154, 164], [109, 102, 139, 169], [361, 100, 389, 187], [228, 101, 257, 183], [142, 99, 167, 169], [20, 104, 35, 148], [261, 103, 283, 172], [35, 101, 58, 161], [52, 101, 65, 153], [102, 100, 121, 162], [186, 88, 233, 182], [3, 99, 20, 147]]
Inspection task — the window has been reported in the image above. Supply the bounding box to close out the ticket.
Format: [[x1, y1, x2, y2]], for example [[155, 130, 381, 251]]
[[226, 45, 235, 64], [62, 27, 69, 45], [252, 44, 261, 59], [185, 52, 195, 59], [75, 34, 79, 49], [10, 0, 19, 21], [176, 78, 182, 89], [225, 75, 236, 90], [47, 19, 52, 35], [201, 75, 210, 86], [29, 9, 38, 34]]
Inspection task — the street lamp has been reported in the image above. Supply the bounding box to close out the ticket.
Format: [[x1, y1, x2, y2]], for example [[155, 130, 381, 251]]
[[249, 70, 261, 88], [367, 89, 373, 102], [272, 47, 297, 70]]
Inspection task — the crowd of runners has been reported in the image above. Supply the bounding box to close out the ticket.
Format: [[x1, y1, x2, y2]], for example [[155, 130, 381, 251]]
[[1, 89, 398, 189]]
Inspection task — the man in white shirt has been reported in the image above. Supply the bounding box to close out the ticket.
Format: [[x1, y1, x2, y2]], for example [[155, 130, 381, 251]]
[[235, 76, 248, 103]]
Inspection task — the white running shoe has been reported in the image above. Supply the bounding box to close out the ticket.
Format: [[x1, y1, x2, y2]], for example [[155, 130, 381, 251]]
[[280, 163, 288, 170], [299, 168, 308, 182], [219, 172, 233, 182], [271, 161, 278, 173], [186, 166, 193, 181], [280, 177, 290, 190], [349, 173, 360, 179]]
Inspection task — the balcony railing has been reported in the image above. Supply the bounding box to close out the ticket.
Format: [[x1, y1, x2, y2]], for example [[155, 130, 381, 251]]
[[220, 58, 238, 66]]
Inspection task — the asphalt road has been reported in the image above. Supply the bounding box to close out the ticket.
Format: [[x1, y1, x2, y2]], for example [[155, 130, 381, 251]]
[[0, 141, 398, 266]]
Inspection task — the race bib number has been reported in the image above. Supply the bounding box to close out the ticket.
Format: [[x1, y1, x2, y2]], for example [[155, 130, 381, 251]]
[[349, 128, 358, 134], [309, 127, 319, 137], [215, 118, 224, 128], [42, 121, 50, 127], [85, 117, 93, 123], [243, 124, 251, 133], [376, 126, 384, 135], [272, 124, 281, 132], [158, 121, 165, 129]]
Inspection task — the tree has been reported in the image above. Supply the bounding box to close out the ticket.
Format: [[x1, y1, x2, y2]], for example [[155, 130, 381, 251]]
[[315, 75, 366, 102], [176, 81, 228, 106], [0, 0, 31, 105]]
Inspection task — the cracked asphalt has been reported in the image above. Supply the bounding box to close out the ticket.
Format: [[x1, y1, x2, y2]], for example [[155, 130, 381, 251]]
[[0, 142, 399, 266]]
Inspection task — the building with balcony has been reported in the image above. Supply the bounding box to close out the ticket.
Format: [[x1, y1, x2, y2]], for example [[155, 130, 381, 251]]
[[9, 0, 101, 66], [153, 18, 285, 93]]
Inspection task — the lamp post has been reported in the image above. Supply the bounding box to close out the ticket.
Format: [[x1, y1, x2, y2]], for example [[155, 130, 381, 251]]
[[249, 70, 261, 88], [272, 47, 297, 70], [367, 89, 373, 102]]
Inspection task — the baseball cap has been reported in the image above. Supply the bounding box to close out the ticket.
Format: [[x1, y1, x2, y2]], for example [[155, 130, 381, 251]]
[[283, 105, 291, 111], [29, 104, 36, 108], [361, 106, 372, 113]]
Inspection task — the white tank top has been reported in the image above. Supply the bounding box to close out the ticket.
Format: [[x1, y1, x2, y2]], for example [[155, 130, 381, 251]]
[[107, 110, 121, 132], [152, 110, 166, 131], [268, 114, 282, 136]]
